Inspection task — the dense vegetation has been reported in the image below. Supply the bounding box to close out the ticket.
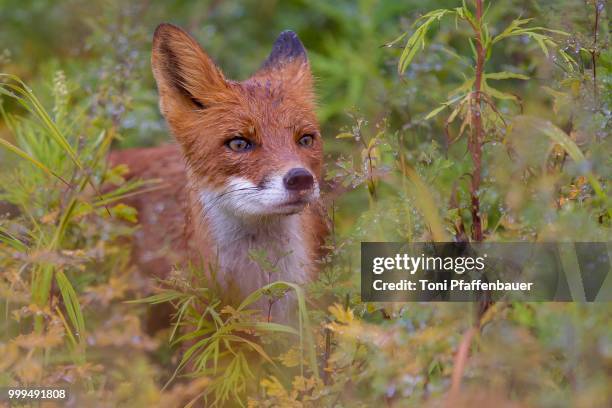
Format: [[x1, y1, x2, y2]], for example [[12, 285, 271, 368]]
[[0, 0, 610, 406]]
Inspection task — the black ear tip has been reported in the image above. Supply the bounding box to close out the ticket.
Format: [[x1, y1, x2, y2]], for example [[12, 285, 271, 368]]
[[261, 30, 307, 70], [277, 30, 300, 41], [273, 30, 306, 56]]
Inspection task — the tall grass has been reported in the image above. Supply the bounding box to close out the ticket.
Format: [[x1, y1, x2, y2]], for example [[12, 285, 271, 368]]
[[1, 73, 87, 344], [0, 72, 149, 370]]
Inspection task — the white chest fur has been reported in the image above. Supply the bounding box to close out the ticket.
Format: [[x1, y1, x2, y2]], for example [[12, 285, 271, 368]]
[[199, 191, 310, 298]]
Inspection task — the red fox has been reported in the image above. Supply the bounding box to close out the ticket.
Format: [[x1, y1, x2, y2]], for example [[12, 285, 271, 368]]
[[110, 24, 327, 318]]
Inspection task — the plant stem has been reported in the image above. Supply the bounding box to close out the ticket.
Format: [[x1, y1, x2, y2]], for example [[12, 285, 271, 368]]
[[448, 326, 477, 401], [322, 326, 332, 385], [469, 0, 485, 242], [591, 0, 600, 104]]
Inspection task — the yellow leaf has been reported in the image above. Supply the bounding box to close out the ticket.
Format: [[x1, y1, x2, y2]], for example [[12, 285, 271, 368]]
[[111, 203, 138, 223], [260, 376, 288, 398], [278, 346, 305, 368], [328, 303, 354, 324]]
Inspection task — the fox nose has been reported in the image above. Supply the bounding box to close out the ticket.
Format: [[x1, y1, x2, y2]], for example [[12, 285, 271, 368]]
[[283, 168, 314, 191]]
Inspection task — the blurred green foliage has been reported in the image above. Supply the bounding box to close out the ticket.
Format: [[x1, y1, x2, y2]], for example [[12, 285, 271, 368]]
[[0, 0, 610, 406]]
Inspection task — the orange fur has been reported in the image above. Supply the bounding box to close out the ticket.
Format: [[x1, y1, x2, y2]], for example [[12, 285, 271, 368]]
[[110, 24, 327, 317]]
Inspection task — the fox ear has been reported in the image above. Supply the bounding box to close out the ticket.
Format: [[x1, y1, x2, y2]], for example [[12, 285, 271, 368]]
[[151, 23, 227, 115], [254, 30, 312, 87]]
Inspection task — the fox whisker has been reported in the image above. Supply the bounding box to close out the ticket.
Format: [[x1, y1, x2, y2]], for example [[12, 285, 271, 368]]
[[200, 187, 261, 219]]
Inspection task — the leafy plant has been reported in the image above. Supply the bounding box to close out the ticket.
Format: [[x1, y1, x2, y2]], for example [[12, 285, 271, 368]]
[[389, 0, 571, 241], [134, 262, 318, 406]]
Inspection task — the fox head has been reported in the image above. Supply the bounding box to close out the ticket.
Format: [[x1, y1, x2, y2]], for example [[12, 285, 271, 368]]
[[151, 24, 321, 219]]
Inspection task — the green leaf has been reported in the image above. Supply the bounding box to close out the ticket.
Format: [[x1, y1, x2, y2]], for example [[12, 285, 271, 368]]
[[169, 297, 193, 343], [222, 334, 275, 366], [396, 8, 457, 74], [448, 77, 474, 97], [485, 71, 530, 80], [425, 104, 448, 120], [483, 81, 519, 101], [491, 18, 533, 44], [56, 270, 86, 344], [447, 96, 468, 124], [558, 49, 578, 72], [233, 322, 299, 336], [384, 31, 408, 48], [126, 290, 187, 304], [399, 29, 426, 73], [468, 37, 477, 60]]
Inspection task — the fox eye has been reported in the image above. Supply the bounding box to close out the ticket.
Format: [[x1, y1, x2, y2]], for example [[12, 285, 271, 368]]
[[226, 137, 253, 152], [298, 134, 314, 147]]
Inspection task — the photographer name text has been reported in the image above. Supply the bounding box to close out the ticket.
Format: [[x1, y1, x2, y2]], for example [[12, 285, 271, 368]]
[[371, 254, 533, 292]]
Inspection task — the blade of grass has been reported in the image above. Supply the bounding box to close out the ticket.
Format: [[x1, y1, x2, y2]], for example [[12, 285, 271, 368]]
[[55, 270, 86, 344], [398, 164, 450, 242], [0, 135, 70, 186], [0, 74, 81, 168], [0, 226, 28, 252], [515, 115, 610, 218]]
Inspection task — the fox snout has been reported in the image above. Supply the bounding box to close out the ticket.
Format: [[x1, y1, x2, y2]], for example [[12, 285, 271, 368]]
[[283, 167, 314, 192], [199, 165, 319, 221]]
